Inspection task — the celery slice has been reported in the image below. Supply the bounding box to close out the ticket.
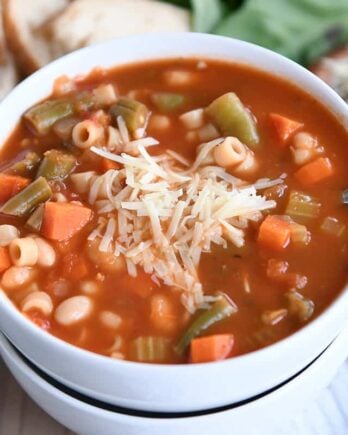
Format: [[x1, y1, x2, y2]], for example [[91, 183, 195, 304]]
[[285, 190, 321, 223], [131, 336, 171, 363], [320, 217, 346, 237], [290, 222, 310, 245]]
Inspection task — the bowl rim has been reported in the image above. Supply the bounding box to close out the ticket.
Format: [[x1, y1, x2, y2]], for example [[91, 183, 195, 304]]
[[1, 32, 348, 372]]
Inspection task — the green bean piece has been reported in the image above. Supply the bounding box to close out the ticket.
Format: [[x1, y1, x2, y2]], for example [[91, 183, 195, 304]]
[[36, 149, 76, 181], [110, 98, 149, 135], [285, 190, 321, 223], [24, 100, 74, 135], [1, 177, 52, 217], [206, 92, 259, 148], [5, 152, 41, 177], [131, 336, 171, 363], [25, 204, 44, 232], [151, 92, 186, 112], [176, 294, 237, 356]]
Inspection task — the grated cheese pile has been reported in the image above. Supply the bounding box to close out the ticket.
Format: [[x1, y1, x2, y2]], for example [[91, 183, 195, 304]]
[[87, 132, 281, 313]]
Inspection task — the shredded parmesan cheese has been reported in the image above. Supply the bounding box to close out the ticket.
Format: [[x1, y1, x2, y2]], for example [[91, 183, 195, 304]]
[[88, 129, 281, 312]]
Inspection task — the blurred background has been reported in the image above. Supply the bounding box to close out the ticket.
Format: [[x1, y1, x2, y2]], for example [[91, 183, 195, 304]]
[[1, 0, 348, 101]]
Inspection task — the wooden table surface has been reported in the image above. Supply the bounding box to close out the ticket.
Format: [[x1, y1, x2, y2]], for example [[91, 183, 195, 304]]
[[0, 358, 74, 435], [1, 356, 347, 435]]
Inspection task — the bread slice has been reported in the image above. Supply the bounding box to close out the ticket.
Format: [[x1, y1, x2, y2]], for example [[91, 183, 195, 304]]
[[2, 0, 69, 75], [0, 1, 17, 98], [49, 0, 190, 56]]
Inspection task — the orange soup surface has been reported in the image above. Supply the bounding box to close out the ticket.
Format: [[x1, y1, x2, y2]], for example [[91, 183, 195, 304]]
[[0, 59, 347, 364]]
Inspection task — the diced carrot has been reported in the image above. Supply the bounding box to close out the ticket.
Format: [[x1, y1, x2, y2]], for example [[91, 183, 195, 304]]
[[0, 247, 11, 273], [190, 334, 234, 363], [42, 202, 92, 241], [294, 157, 333, 185], [100, 158, 121, 172], [61, 253, 89, 280], [269, 113, 303, 146], [0, 174, 30, 203], [258, 215, 291, 251]]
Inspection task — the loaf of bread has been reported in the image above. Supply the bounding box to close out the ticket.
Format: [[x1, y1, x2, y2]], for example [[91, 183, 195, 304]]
[[0, 0, 17, 98]]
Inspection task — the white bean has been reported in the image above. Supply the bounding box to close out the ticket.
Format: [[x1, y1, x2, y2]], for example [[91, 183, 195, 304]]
[[290, 147, 312, 166], [21, 291, 53, 316], [0, 225, 19, 247], [80, 280, 100, 295], [34, 238, 56, 267], [163, 70, 194, 86], [55, 296, 93, 326], [9, 238, 38, 267], [100, 311, 122, 329], [293, 132, 317, 150], [1, 267, 35, 290], [179, 108, 204, 130], [150, 115, 171, 131], [197, 123, 220, 142]]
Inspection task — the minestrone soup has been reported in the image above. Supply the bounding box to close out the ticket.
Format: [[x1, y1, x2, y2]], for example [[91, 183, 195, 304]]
[[0, 59, 348, 364]]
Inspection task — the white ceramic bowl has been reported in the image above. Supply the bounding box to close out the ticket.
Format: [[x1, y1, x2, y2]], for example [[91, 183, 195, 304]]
[[0, 33, 348, 413], [1, 327, 348, 435]]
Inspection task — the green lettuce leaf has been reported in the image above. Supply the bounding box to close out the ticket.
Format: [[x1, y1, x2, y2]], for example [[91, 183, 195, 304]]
[[191, 0, 228, 32], [214, 0, 348, 65]]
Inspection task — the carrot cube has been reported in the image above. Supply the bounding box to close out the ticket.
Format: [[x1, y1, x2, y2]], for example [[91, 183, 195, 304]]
[[258, 215, 291, 251], [190, 334, 234, 363], [42, 202, 92, 241], [0, 174, 30, 203], [295, 157, 333, 185], [269, 113, 303, 146]]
